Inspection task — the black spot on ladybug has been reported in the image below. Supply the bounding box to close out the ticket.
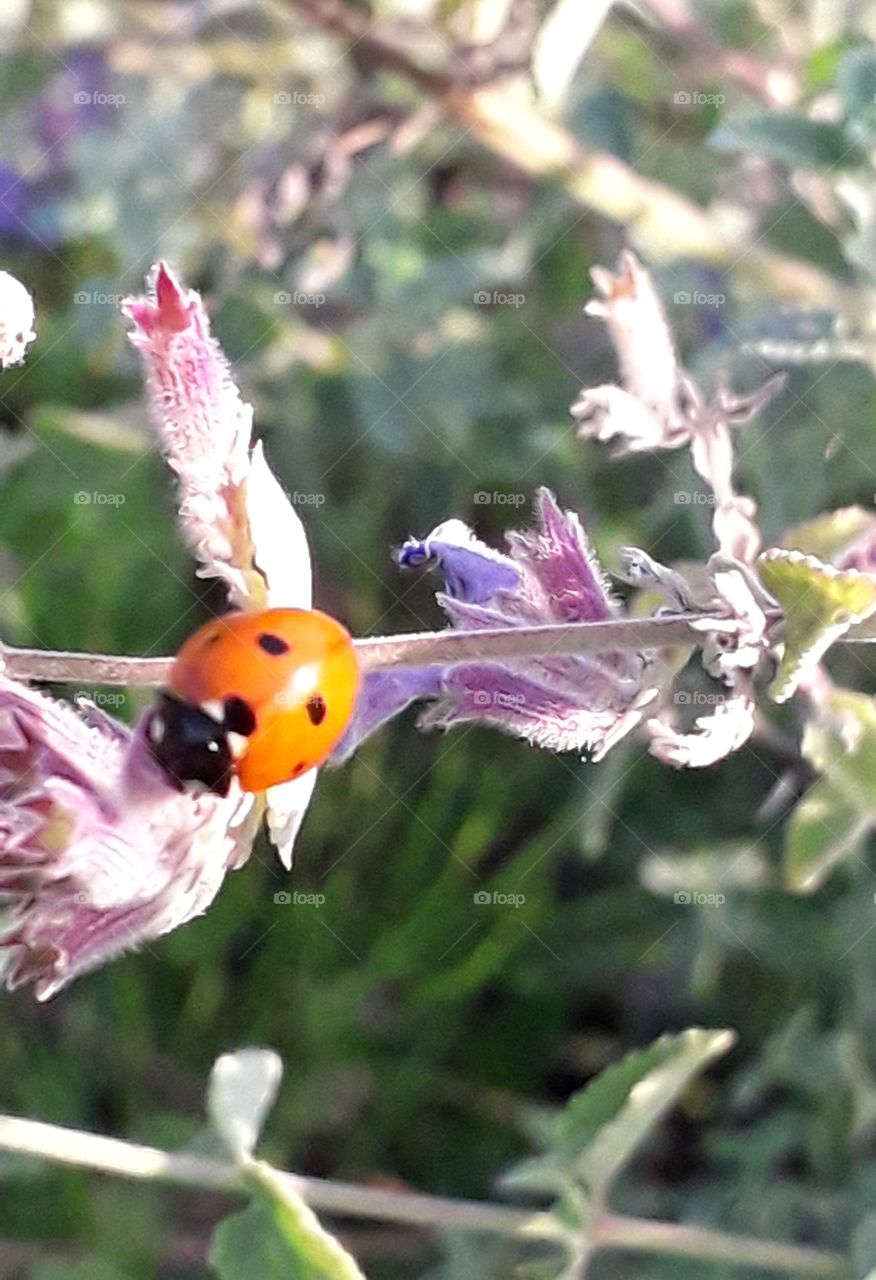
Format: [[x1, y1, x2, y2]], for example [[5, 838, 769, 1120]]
[[306, 694, 327, 726], [258, 632, 290, 656], [223, 696, 257, 736]]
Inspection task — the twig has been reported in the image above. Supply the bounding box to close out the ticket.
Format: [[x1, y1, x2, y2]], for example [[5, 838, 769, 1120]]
[[0, 614, 728, 687], [0, 1114, 850, 1275], [284, 0, 846, 305]]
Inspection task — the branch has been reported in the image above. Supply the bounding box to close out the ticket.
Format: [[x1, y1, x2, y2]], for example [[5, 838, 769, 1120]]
[[0, 614, 730, 687], [0, 1114, 849, 1275], [284, 0, 846, 305]]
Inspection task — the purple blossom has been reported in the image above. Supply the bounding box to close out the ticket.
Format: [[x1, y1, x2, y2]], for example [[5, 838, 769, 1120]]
[[0, 677, 257, 1000], [334, 489, 646, 762]]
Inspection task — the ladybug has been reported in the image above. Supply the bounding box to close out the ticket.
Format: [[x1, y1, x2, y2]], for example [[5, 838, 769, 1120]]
[[147, 608, 360, 796]]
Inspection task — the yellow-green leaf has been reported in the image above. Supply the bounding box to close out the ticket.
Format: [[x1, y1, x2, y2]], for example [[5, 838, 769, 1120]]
[[758, 549, 876, 702]]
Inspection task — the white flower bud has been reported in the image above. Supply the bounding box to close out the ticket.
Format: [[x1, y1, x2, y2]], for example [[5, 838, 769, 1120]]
[[0, 270, 35, 368]]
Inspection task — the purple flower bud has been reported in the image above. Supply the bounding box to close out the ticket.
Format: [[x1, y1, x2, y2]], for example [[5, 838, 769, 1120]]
[[334, 489, 645, 762]]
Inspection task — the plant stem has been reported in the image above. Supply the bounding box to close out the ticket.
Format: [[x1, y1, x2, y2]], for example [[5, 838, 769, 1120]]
[[285, 0, 846, 306], [594, 1212, 850, 1277], [0, 1114, 849, 1275], [0, 614, 724, 687]]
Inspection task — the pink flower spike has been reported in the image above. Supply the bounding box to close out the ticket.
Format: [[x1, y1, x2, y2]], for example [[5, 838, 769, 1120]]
[[0, 676, 258, 1000], [123, 263, 315, 868], [123, 262, 312, 613]]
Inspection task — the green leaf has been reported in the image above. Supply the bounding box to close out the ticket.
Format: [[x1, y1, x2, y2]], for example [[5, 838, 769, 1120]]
[[710, 113, 856, 169], [780, 506, 876, 565], [785, 688, 876, 891], [504, 1029, 734, 1208], [785, 775, 870, 893], [758, 550, 876, 702], [207, 1049, 283, 1160], [211, 1167, 365, 1280]]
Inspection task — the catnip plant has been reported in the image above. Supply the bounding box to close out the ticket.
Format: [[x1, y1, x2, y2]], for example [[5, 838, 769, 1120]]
[[0, 248, 869, 1279]]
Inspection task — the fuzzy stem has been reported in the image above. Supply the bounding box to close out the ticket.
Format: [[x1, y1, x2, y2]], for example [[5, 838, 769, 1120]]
[[0, 1114, 849, 1275], [0, 614, 727, 687]]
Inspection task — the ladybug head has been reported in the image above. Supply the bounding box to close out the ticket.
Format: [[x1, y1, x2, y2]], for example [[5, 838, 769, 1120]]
[[146, 692, 234, 797]]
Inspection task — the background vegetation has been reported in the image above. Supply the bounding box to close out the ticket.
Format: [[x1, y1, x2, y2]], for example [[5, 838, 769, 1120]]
[[3, 0, 876, 1275]]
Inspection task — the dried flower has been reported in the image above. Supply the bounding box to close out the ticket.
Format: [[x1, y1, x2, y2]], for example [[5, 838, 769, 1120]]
[[573, 250, 783, 561]]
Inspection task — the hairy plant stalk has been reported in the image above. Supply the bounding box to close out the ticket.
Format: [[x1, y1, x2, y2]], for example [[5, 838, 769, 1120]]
[[0, 615, 731, 687], [0, 1114, 849, 1275]]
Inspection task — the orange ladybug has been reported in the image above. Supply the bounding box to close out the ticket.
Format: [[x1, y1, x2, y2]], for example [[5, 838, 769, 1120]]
[[147, 608, 360, 795]]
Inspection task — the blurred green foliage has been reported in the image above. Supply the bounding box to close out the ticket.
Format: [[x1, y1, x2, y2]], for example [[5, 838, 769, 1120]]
[[2, 0, 876, 1276]]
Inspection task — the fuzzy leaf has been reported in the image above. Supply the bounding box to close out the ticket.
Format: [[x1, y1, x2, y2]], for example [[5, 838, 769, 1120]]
[[785, 776, 871, 893], [758, 550, 876, 702], [780, 506, 876, 565], [211, 1166, 365, 1280], [504, 1028, 734, 1207], [785, 689, 876, 892]]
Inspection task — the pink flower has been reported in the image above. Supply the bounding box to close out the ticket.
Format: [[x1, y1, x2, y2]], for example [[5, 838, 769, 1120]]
[[0, 677, 257, 999]]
